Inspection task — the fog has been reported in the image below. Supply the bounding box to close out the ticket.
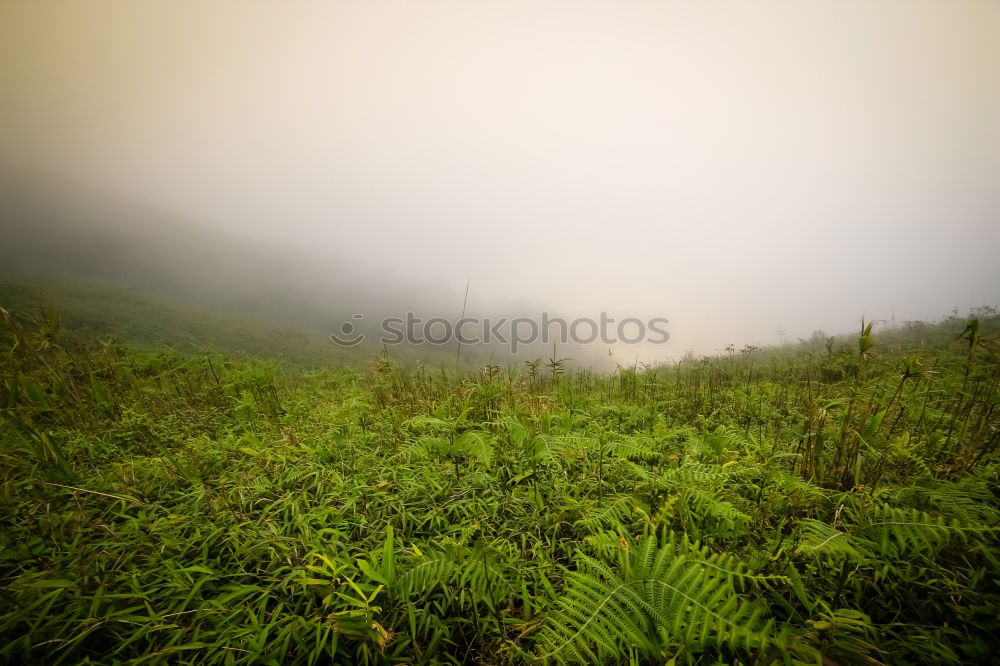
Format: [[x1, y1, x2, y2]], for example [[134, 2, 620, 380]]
[[2, 1, 999, 364]]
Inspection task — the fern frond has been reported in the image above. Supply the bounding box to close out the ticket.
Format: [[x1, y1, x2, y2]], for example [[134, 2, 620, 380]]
[[765, 469, 829, 507], [660, 531, 790, 590], [892, 476, 999, 523], [536, 536, 787, 663], [572, 494, 640, 534], [455, 431, 494, 465], [859, 504, 998, 557], [607, 437, 662, 463], [681, 486, 751, 529], [396, 543, 516, 611], [792, 519, 873, 562], [643, 463, 729, 493], [395, 551, 455, 599], [532, 434, 590, 465], [662, 463, 730, 484]]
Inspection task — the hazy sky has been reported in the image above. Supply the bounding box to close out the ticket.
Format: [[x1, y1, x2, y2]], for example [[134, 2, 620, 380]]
[[2, 1, 999, 360]]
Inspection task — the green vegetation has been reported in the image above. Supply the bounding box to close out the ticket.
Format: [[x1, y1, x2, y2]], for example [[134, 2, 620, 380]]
[[0, 279, 347, 366], [1, 306, 998, 664], [0, 279, 525, 370]]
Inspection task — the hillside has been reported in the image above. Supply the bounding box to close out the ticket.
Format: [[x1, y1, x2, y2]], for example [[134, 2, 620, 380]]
[[1, 168, 613, 371], [1, 306, 997, 664], [0, 279, 526, 369]]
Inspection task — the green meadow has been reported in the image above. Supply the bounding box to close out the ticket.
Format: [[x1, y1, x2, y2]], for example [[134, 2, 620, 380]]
[[1, 305, 998, 664]]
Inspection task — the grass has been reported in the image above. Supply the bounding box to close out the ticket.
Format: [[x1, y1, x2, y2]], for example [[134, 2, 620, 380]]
[[0, 278, 349, 367], [0, 304, 998, 664]]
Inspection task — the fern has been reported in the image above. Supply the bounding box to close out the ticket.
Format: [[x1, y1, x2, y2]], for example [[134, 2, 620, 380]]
[[405, 431, 494, 466], [664, 531, 790, 591], [657, 463, 730, 486], [584, 530, 789, 591], [764, 469, 829, 510], [859, 504, 998, 558], [530, 433, 590, 465], [606, 436, 662, 463], [793, 518, 873, 562], [687, 425, 743, 461], [892, 476, 1000, 523], [396, 551, 456, 599], [395, 543, 515, 610], [681, 486, 751, 530], [572, 494, 640, 534], [536, 536, 788, 663]]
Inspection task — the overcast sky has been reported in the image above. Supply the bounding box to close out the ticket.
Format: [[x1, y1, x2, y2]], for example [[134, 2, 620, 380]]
[[2, 1, 999, 361]]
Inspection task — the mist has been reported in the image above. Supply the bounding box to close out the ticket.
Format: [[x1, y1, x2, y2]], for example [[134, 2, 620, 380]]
[[2, 0, 999, 364]]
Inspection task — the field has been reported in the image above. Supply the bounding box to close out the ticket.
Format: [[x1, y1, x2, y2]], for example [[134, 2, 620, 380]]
[[1, 307, 998, 665]]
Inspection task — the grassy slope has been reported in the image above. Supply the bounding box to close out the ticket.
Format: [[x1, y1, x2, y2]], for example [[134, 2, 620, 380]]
[[0, 278, 348, 364], [0, 305, 998, 665], [0, 278, 550, 370]]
